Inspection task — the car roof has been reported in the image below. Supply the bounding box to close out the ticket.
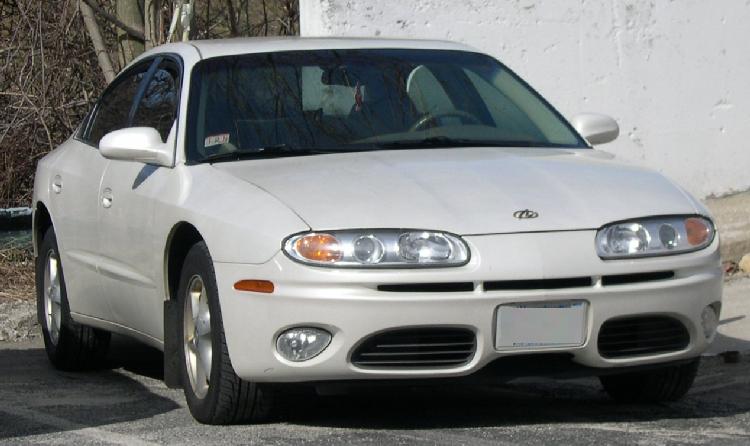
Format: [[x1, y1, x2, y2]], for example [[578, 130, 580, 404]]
[[137, 36, 482, 63]]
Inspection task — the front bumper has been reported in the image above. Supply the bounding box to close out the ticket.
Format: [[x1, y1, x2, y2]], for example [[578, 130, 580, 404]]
[[214, 230, 723, 383]]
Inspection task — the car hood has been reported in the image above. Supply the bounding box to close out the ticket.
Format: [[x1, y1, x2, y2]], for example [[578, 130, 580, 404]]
[[211, 148, 700, 235]]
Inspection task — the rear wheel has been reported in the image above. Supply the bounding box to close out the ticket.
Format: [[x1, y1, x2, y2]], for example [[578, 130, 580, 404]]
[[177, 241, 274, 424], [36, 228, 110, 370], [599, 358, 700, 403]]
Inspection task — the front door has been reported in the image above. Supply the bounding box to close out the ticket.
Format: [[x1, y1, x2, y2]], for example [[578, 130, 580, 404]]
[[97, 59, 181, 339]]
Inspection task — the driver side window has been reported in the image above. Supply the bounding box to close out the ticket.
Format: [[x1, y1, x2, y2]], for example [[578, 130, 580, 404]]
[[85, 63, 150, 147], [131, 63, 179, 142]]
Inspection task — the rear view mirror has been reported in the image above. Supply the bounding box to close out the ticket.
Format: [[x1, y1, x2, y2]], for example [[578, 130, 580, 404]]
[[571, 113, 619, 145], [99, 127, 174, 167]]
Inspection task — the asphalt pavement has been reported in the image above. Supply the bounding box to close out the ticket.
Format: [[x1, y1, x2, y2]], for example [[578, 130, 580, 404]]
[[1, 278, 748, 445]]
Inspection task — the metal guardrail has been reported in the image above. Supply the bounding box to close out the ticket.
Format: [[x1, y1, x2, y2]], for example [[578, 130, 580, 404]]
[[0, 207, 32, 230]]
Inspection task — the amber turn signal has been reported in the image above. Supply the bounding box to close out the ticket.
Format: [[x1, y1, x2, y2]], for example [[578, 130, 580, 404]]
[[234, 280, 275, 293], [685, 217, 711, 246], [293, 233, 343, 263]]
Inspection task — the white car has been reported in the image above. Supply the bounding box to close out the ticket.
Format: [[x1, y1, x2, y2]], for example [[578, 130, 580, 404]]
[[33, 38, 722, 424]]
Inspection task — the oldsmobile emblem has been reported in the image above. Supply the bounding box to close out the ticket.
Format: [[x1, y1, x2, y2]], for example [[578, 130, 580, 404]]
[[513, 209, 539, 219]]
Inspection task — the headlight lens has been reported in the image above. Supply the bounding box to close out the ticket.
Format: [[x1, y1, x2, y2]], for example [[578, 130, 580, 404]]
[[284, 230, 470, 267], [596, 216, 715, 259]]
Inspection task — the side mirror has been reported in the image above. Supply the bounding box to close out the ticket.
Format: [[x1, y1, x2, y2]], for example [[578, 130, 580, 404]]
[[571, 113, 619, 145], [99, 127, 173, 167]]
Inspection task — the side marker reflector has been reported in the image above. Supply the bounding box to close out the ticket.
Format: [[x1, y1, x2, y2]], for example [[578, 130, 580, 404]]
[[234, 280, 274, 293]]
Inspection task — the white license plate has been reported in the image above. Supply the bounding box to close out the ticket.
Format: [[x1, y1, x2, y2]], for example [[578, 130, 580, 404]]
[[495, 301, 588, 349]]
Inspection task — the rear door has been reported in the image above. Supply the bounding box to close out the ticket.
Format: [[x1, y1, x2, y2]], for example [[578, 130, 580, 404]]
[[97, 57, 181, 339], [49, 61, 151, 320]]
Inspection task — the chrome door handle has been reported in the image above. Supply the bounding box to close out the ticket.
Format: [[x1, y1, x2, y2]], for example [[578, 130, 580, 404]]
[[52, 175, 62, 194], [102, 188, 113, 208]]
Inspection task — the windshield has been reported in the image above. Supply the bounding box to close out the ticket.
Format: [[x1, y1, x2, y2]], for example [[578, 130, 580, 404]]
[[186, 49, 587, 163]]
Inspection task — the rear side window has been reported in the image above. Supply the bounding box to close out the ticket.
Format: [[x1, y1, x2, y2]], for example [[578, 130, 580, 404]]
[[132, 63, 180, 142]]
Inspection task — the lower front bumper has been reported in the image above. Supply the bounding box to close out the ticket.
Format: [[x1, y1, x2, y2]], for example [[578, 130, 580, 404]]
[[213, 231, 723, 383]]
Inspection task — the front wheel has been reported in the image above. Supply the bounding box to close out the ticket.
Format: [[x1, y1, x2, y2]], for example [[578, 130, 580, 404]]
[[599, 358, 700, 403], [177, 241, 274, 424]]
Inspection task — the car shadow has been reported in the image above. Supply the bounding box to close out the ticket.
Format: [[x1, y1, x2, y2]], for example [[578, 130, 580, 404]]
[[282, 353, 750, 430], [2, 335, 748, 437], [0, 337, 180, 441]]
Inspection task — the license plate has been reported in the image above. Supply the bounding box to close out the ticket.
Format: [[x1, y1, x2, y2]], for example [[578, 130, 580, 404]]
[[495, 301, 588, 349]]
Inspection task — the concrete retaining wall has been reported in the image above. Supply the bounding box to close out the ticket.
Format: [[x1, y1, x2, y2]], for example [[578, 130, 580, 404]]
[[301, 0, 750, 199]]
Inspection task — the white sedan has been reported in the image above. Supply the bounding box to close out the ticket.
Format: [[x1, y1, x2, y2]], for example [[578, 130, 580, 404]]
[[33, 38, 722, 424]]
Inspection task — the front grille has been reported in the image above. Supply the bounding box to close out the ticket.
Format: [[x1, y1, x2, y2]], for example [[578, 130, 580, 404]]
[[377, 272, 675, 294], [598, 316, 690, 358], [601, 271, 674, 286], [351, 327, 476, 368], [377, 282, 474, 293], [484, 277, 592, 291]]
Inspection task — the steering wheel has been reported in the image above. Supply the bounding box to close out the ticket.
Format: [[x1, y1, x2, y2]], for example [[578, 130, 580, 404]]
[[410, 110, 482, 132]]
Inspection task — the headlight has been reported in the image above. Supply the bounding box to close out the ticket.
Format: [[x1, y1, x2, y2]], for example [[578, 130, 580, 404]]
[[283, 230, 470, 267], [596, 216, 715, 259]]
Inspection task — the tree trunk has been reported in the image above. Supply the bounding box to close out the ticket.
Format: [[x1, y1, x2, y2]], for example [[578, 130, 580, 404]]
[[116, 0, 145, 67], [224, 0, 239, 36], [144, 0, 161, 49], [262, 0, 269, 36], [79, 0, 116, 83], [181, 1, 195, 41]]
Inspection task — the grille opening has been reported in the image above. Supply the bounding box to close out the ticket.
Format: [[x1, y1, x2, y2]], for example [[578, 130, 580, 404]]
[[351, 327, 476, 368], [378, 271, 675, 294], [377, 282, 474, 293], [484, 277, 592, 291], [598, 316, 690, 358], [601, 271, 674, 286]]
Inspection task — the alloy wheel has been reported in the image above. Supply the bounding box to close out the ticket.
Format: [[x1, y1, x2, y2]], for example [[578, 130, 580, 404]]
[[43, 250, 62, 345], [183, 275, 213, 398]]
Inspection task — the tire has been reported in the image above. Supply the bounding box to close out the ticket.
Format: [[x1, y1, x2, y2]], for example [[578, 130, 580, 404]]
[[177, 241, 274, 424], [36, 228, 110, 370], [599, 358, 700, 403]]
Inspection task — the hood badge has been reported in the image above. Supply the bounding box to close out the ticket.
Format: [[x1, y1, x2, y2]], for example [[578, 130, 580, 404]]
[[513, 209, 539, 219]]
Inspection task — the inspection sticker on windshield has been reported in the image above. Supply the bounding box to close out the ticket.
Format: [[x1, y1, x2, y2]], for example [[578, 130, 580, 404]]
[[205, 133, 230, 147]]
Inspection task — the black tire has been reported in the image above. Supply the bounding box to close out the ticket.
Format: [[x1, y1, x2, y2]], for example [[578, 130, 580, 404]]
[[177, 241, 274, 424], [36, 228, 110, 370], [599, 358, 700, 403]]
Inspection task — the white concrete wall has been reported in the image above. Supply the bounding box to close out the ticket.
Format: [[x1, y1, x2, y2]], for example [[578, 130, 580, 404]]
[[301, 0, 750, 199]]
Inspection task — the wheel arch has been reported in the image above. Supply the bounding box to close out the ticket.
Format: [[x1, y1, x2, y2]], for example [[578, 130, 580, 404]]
[[33, 201, 53, 258], [162, 221, 205, 389], [163, 221, 205, 303]]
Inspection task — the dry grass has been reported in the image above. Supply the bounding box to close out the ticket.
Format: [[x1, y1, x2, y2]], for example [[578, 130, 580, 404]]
[[0, 246, 34, 301]]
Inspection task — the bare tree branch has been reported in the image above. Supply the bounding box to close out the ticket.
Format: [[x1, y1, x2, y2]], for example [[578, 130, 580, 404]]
[[79, 0, 116, 83], [0, 0, 302, 207], [81, 0, 145, 41]]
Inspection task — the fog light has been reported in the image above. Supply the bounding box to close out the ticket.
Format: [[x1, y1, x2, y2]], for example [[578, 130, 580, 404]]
[[276, 327, 332, 362], [701, 305, 719, 340]]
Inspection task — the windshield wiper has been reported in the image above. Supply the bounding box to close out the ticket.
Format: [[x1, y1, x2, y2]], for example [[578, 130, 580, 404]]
[[374, 137, 573, 150], [200, 144, 329, 164], [374, 136, 479, 149]]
